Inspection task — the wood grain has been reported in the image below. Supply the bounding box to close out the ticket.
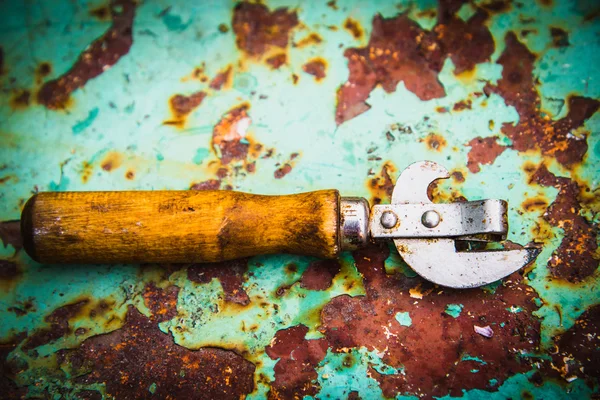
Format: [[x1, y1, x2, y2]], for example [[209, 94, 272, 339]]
[[21, 190, 341, 264]]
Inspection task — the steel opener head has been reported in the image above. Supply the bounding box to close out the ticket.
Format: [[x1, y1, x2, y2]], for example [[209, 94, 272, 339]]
[[370, 161, 540, 289]]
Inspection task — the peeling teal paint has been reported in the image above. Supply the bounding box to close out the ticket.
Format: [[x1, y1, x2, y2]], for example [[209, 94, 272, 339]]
[[445, 304, 464, 318], [71, 108, 99, 135], [395, 312, 412, 327]]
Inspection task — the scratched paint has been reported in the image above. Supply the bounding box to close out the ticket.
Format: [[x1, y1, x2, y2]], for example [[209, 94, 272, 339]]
[[1, 0, 599, 398]]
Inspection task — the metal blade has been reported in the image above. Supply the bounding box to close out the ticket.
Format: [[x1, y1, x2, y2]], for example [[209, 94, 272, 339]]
[[394, 238, 540, 289]]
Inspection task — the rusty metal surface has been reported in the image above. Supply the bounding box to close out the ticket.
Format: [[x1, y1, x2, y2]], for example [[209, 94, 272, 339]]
[[1, 0, 599, 398]]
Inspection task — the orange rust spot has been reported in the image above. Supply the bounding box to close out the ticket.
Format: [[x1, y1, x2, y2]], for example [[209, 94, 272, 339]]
[[80, 161, 93, 184], [294, 33, 323, 48], [266, 53, 286, 69], [90, 5, 112, 21], [100, 152, 123, 172], [291, 73, 299, 84], [9, 89, 31, 110], [212, 103, 252, 165], [125, 170, 135, 180], [164, 91, 207, 128], [35, 62, 52, 84], [367, 162, 397, 205], [209, 65, 232, 90], [422, 133, 447, 152], [327, 0, 338, 10], [456, 67, 477, 83], [522, 197, 549, 212], [302, 58, 327, 81], [344, 17, 363, 39], [218, 23, 229, 33]]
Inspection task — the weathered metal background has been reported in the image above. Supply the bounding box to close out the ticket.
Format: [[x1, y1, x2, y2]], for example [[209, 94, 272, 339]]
[[1, 0, 599, 398]]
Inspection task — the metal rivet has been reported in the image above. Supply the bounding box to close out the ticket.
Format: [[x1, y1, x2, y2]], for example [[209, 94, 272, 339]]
[[421, 210, 440, 228], [380, 211, 398, 229]]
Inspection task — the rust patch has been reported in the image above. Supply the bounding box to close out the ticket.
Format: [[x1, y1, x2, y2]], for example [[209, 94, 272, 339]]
[[35, 62, 52, 84], [484, 33, 599, 168], [327, 0, 338, 10], [422, 133, 447, 152], [274, 163, 292, 179], [451, 171, 465, 183], [0, 220, 22, 252], [320, 245, 541, 398], [231, 2, 298, 57], [188, 259, 250, 306], [21, 299, 90, 351], [530, 165, 599, 282], [100, 152, 123, 172], [266, 53, 286, 69], [60, 306, 255, 399], [302, 58, 327, 80], [124, 170, 135, 180], [90, 4, 112, 21], [294, 32, 323, 48], [219, 23, 229, 33], [335, 4, 495, 124], [550, 27, 569, 47], [453, 99, 472, 111], [343, 17, 363, 39], [300, 259, 341, 291], [37, 0, 136, 109], [212, 104, 251, 165], [0, 260, 21, 288], [466, 136, 507, 173], [521, 197, 549, 213], [143, 283, 180, 322], [190, 179, 221, 191], [1, 333, 28, 399], [210, 65, 232, 90], [9, 89, 31, 110], [367, 162, 396, 205], [266, 325, 328, 398], [164, 91, 207, 128], [551, 305, 600, 384]]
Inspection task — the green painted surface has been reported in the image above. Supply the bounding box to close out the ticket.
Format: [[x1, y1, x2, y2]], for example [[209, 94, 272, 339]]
[[0, 0, 599, 398]]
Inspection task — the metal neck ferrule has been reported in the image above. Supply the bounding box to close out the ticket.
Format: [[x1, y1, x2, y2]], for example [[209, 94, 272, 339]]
[[340, 197, 370, 251]]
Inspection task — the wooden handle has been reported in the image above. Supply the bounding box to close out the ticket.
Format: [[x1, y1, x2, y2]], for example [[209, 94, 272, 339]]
[[21, 190, 341, 264]]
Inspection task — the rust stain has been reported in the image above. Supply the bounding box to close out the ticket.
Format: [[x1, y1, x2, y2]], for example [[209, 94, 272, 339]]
[[466, 136, 507, 173], [267, 245, 542, 398], [367, 162, 396, 205], [37, 0, 137, 109], [143, 283, 179, 322], [89, 4, 112, 21], [188, 259, 250, 306], [0, 332, 28, 399], [343, 17, 363, 39], [453, 99, 472, 111], [294, 32, 323, 48], [549, 27, 569, 47], [21, 298, 91, 351], [80, 161, 93, 184], [209, 65, 232, 90], [0, 221, 22, 252], [35, 62, 52, 84], [212, 103, 251, 165], [274, 164, 292, 179], [125, 170, 135, 180], [451, 170, 465, 183], [326, 0, 338, 10], [521, 197, 549, 212], [529, 165, 599, 282], [266, 53, 287, 69], [336, 3, 495, 124], [302, 58, 327, 80], [164, 91, 207, 128], [484, 33, 599, 168], [550, 305, 600, 384], [299, 259, 340, 291], [421, 133, 447, 152], [190, 179, 221, 191], [100, 152, 123, 172], [9, 89, 31, 110], [291, 73, 299, 84], [231, 2, 298, 57], [57, 306, 255, 399], [266, 325, 328, 398]]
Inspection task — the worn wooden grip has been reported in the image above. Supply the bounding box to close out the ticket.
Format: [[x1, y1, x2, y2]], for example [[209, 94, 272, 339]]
[[21, 190, 341, 264]]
